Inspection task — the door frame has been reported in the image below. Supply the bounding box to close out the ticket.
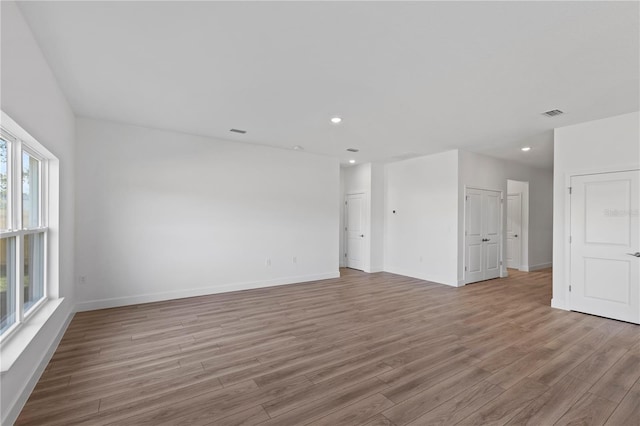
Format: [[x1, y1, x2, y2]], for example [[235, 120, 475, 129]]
[[463, 186, 505, 284], [565, 165, 640, 313], [344, 192, 368, 271]]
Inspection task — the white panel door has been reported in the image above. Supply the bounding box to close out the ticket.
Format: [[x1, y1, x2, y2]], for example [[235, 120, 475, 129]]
[[465, 189, 484, 283], [346, 193, 365, 271], [483, 190, 502, 280], [506, 193, 522, 269], [570, 170, 639, 324], [466, 188, 502, 284]]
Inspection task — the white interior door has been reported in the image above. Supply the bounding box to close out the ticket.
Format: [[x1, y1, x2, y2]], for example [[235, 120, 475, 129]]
[[570, 170, 640, 324], [483, 190, 501, 280], [346, 193, 365, 271], [466, 189, 484, 283], [506, 193, 522, 269], [465, 188, 502, 284]]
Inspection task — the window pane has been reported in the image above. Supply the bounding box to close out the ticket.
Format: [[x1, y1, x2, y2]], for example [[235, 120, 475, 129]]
[[23, 232, 45, 313], [0, 139, 8, 231], [1, 237, 16, 334], [22, 151, 40, 228]]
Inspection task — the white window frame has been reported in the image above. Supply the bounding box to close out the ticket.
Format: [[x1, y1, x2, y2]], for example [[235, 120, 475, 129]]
[[0, 127, 50, 342]]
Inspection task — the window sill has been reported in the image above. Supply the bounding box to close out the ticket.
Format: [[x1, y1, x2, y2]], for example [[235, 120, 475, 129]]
[[0, 298, 65, 373]]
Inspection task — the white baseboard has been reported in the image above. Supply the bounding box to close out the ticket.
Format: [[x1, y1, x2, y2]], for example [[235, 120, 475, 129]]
[[368, 266, 384, 273], [3, 306, 74, 426], [75, 272, 340, 312], [383, 266, 457, 287], [528, 262, 553, 271], [457, 279, 466, 287]]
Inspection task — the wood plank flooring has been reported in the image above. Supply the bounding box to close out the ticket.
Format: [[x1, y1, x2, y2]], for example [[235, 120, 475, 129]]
[[16, 268, 640, 425]]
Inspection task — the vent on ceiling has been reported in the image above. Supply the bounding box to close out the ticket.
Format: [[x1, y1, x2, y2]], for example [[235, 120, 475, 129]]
[[230, 128, 247, 134], [346, 148, 359, 152], [542, 109, 564, 117]]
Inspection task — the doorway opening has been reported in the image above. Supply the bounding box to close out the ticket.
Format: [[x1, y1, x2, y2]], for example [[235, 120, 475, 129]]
[[507, 179, 529, 271], [344, 193, 366, 271]]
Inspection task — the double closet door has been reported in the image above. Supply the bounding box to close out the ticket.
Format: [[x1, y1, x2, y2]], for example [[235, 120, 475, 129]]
[[465, 188, 502, 284]]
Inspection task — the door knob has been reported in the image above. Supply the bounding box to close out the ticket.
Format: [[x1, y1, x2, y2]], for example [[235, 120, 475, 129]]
[[627, 252, 640, 258], [360, 234, 364, 238], [482, 238, 490, 242], [514, 234, 518, 238]]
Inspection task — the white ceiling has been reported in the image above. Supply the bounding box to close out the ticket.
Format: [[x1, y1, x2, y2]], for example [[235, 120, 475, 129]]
[[17, 1, 639, 169]]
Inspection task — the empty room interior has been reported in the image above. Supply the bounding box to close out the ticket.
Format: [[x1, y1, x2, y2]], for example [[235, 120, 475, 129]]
[[1, 1, 639, 425]]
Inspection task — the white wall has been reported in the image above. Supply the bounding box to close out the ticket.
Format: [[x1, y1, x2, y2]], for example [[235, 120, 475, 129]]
[[384, 150, 459, 286], [370, 164, 385, 272], [552, 111, 640, 310], [343, 163, 372, 196], [75, 118, 339, 310], [0, 2, 76, 423], [458, 151, 553, 284], [507, 179, 530, 270], [339, 170, 345, 267]]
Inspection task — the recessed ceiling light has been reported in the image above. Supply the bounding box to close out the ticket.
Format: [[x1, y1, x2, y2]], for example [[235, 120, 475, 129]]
[[349, 159, 356, 164], [521, 147, 532, 152], [330, 117, 342, 124], [293, 145, 304, 150]]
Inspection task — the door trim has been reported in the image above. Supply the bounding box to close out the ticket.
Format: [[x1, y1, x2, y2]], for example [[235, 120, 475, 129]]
[[463, 186, 504, 284]]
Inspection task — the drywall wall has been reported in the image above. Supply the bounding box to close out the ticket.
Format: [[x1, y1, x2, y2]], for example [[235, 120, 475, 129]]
[[339, 170, 345, 267], [384, 150, 459, 286], [507, 179, 530, 270], [0, 2, 76, 423], [553, 111, 640, 310], [458, 151, 553, 284], [75, 118, 340, 310], [343, 163, 372, 196], [370, 164, 385, 272]]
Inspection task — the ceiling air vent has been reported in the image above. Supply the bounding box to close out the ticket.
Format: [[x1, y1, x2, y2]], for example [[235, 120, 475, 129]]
[[346, 148, 359, 152], [230, 128, 247, 134], [542, 109, 564, 117]]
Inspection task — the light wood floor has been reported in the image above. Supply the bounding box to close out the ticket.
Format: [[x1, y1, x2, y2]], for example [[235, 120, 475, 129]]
[[16, 268, 640, 425]]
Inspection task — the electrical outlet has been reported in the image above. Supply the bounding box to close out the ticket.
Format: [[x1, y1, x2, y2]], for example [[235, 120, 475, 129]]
[[266, 258, 271, 267], [293, 256, 297, 264], [419, 256, 423, 262], [79, 275, 87, 285]]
